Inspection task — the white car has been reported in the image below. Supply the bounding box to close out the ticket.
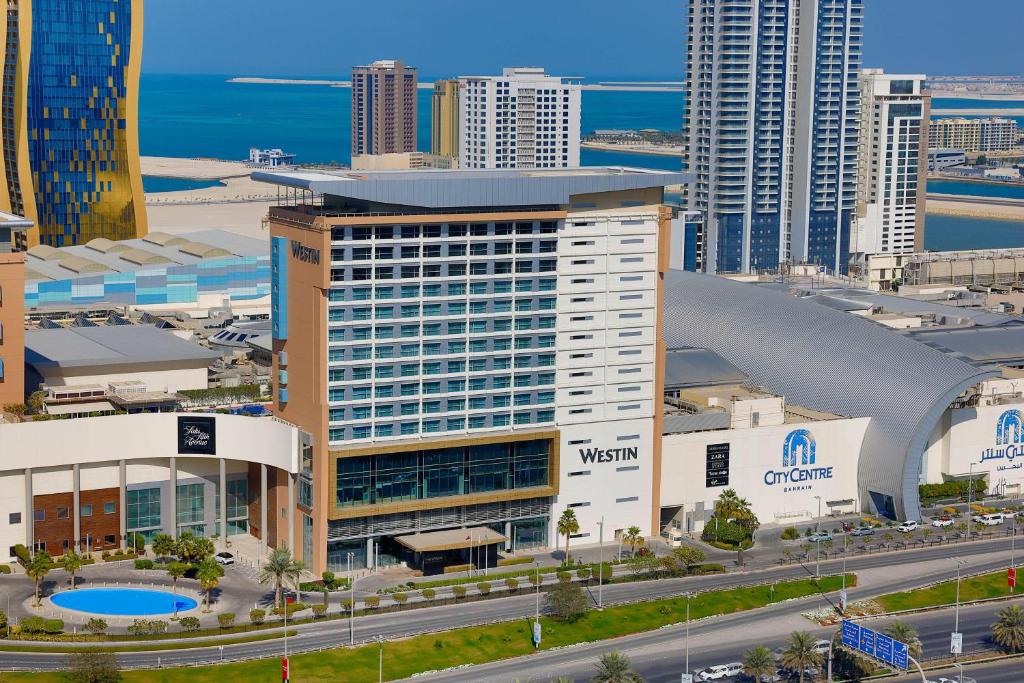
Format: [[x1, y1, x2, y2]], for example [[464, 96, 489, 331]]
[[214, 551, 235, 566], [931, 516, 955, 528], [812, 639, 831, 654], [897, 520, 919, 532], [697, 663, 743, 680], [973, 513, 1004, 526]]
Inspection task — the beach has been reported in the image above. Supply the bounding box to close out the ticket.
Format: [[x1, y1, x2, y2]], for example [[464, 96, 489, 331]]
[[930, 107, 1024, 116], [581, 141, 682, 157], [926, 194, 1024, 221]]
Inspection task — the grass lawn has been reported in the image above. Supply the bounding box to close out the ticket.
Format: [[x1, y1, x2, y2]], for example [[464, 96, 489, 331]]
[[2, 573, 853, 683], [0, 630, 297, 653], [877, 569, 1015, 612]]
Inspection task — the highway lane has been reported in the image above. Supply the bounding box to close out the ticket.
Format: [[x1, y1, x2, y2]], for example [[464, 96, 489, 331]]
[[0, 536, 1018, 672], [413, 597, 1024, 682]]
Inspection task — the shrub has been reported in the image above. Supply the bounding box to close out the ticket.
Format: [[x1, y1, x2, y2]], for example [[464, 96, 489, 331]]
[[392, 592, 409, 608], [422, 588, 436, 602], [781, 527, 800, 541], [249, 608, 266, 625], [363, 596, 381, 610], [65, 651, 120, 683], [127, 619, 167, 636], [476, 582, 491, 596], [217, 613, 235, 629], [0, 565, 10, 574], [690, 563, 726, 575], [577, 567, 592, 581], [20, 616, 63, 634], [919, 480, 986, 501], [505, 578, 519, 592], [443, 563, 474, 574], [340, 598, 353, 612], [496, 556, 534, 567], [545, 580, 588, 622], [452, 586, 467, 600], [179, 616, 201, 632], [133, 559, 154, 570], [84, 618, 108, 635], [701, 517, 751, 546], [556, 571, 571, 583], [271, 602, 309, 616], [311, 604, 327, 618]]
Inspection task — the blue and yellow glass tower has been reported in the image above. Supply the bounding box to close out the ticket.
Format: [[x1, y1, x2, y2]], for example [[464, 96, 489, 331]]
[[0, 0, 147, 248]]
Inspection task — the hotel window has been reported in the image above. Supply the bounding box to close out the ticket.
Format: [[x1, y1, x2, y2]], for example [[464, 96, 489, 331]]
[[8, 513, 20, 525], [81, 504, 93, 517], [103, 502, 116, 515], [57, 507, 70, 520]]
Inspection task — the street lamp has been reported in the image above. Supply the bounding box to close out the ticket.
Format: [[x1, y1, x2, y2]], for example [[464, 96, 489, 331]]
[[966, 463, 975, 542], [1011, 516, 1017, 594], [684, 592, 693, 677], [597, 516, 604, 609], [347, 551, 356, 646], [953, 662, 965, 683], [814, 495, 823, 579], [953, 558, 968, 660], [377, 635, 384, 683]]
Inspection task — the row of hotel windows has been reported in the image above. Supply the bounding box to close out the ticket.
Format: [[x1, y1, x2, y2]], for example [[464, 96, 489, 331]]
[[328, 337, 556, 361], [327, 374, 555, 402], [330, 410, 555, 442], [334, 240, 557, 260], [21, 500, 117, 523], [326, 318, 556, 342], [328, 279, 557, 302], [329, 222, 558, 242], [329, 299, 556, 320], [328, 356, 555, 380], [336, 440, 550, 507], [330, 392, 555, 420], [333, 259, 557, 281]]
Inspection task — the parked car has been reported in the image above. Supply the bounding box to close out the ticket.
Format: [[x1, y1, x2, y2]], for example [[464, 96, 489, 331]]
[[1001, 509, 1020, 520], [812, 639, 832, 655], [808, 531, 832, 543], [849, 525, 875, 537], [897, 520, 920, 532], [214, 551, 235, 566], [931, 516, 954, 528], [973, 513, 1004, 526], [697, 663, 743, 680]]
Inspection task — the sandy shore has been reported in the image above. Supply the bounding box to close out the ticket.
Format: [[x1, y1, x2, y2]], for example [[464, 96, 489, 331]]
[[926, 195, 1024, 221], [142, 156, 279, 205], [147, 201, 274, 240], [228, 76, 684, 93], [931, 107, 1024, 116], [582, 141, 683, 157], [930, 90, 1024, 101]]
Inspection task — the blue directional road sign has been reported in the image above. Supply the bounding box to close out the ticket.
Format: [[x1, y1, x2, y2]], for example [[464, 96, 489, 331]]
[[840, 620, 908, 671]]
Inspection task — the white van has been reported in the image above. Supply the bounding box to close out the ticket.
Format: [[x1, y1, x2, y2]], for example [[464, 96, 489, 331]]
[[663, 528, 685, 547], [974, 513, 1004, 526]]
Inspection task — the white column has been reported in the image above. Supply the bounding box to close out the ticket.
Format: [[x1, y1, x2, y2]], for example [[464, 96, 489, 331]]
[[168, 457, 177, 538], [72, 464, 81, 553], [219, 458, 228, 548], [260, 464, 268, 551], [504, 521, 513, 552], [366, 537, 375, 569], [287, 473, 295, 552], [24, 468, 32, 550], [119, 460, 127, 551]]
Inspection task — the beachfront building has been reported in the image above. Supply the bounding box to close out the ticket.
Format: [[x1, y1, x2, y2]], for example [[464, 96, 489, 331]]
[[351, 60, 418, 157], [683, 0, 863, 275], [851, 70, 929, 265], [458, 68, 581, 170], [431, 80, 460, 160], [255, 166, 682, 573], [928, 118, 1019, 153], [0, 0, 148, 248]]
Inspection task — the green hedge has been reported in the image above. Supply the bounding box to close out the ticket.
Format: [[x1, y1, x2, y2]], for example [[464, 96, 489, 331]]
[[919, 480, 987, 501], [20, 617, 64, 634], [179, 385, 263, 405], [702, 517, 751, 545], [496, 556, 534, 567]]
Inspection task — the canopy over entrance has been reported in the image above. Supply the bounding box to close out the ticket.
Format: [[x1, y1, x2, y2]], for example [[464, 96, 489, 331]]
[[394, 527, 508, 553]]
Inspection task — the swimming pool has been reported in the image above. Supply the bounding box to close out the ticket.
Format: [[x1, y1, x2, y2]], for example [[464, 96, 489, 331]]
[[50, 588, 198, 616]]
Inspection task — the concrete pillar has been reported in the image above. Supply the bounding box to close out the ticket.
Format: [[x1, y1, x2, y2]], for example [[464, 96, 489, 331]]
[[119, 461, 127, 551], [24, 468, 32, 550], [504, 521, 513, 552], [260, 464, 268, 551], [168, 457, 177, 538], [72, 464, 81, 553], [219, 458, 228, 548], [366, 536, 375, 569], [286, 473, 294, 553]]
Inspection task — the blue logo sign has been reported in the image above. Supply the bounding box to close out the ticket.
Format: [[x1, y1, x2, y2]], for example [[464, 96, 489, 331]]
[[841, 620, 908, 671], [980, 409, 1024, 465], [764, 428, 833, 490]]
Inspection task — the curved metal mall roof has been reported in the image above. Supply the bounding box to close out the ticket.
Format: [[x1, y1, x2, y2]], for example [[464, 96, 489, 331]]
[[662, 270, 995, 520]]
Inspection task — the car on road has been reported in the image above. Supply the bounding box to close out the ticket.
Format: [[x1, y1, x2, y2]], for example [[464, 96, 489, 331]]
[[897, 520, 920, 532], [1001, 508, 1020, 519], [812, 639, 831, 655], [849, 525, 875, 537], [808, 531, 832, 543], [931, 516, 954, 528], [214, 551, 235, 566], [972, 512, 1004, 526], [697, 663, 743, 680]]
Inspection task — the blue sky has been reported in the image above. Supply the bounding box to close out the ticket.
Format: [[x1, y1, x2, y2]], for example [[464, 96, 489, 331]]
[[144, 0, 1023, 79]]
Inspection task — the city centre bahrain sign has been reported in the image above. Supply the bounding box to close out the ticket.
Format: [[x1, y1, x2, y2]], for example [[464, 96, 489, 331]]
[[762, 428, 834, 492], [178, 416, 217, 455]]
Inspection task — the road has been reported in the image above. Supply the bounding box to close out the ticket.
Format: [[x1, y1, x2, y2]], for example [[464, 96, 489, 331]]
[[0, 536, 1019, 673]]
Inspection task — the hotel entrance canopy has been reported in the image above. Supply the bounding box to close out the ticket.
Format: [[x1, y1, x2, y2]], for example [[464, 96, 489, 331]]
[[395, 527, 508, 553]]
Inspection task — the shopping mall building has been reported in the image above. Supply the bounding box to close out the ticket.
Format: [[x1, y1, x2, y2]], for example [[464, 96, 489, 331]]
[[1, 168, 1023, 575]]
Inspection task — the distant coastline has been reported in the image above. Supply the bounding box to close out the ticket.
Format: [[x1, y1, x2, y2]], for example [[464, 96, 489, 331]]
[[581, 141, 681, 157], [931, 107, 1024, 116], [227, 77, 683, 93]]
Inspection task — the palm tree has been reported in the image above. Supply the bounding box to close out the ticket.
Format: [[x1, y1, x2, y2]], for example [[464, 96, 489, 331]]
[[992, 604, 1024, 653], [26, 551, 54, 607], [592, 651, 642, 683], [742, 645, 777, 681], [781, 631, 823, 683], [557, 510, 580, 564], [61, 550, 83, 589], [196, 558, 223, 613], [260, 547, 303, 609], [883, 620, 922, 658], [152, 533, 175, 560], [714, 489, 759, 531], [167, 561, 189, 594], [623, 526, 643, 557]]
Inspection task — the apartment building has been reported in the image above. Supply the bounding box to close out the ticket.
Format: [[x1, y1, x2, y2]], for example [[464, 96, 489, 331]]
[[431, 79, 460, 159], [459, 68, 581, 170], [351, 60, 418, 157], [928, 118, 1018, 152]]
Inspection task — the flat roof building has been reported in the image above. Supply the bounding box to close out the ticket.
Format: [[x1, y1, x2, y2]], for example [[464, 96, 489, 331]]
[[351, 60, 418, 157]]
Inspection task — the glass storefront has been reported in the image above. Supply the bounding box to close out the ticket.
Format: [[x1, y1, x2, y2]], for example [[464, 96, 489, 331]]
[[176, 483, 205, 534], [336, 439, 550, 508], [511, 517, 548, 550], [327, 539, 368, 572], [126, 487, 160, 534]]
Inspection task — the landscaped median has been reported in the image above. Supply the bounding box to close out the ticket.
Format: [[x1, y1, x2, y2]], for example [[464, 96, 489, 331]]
[[876, 568, 1018, 612], [2, 573, 855, 683]]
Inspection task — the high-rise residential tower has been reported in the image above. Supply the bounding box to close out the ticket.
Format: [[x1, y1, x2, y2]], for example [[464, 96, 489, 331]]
[[927, 117, 1018, 153], [851, 70, 929, 263], [351, 60, 418, 157], [256, 166, 684, 574], [459, 68, 581, 170], [0, 0, 147, 248], [683, 0, 863, 274], [430, 79, 460, 159], [0, 211, 31, 406]]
